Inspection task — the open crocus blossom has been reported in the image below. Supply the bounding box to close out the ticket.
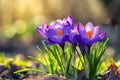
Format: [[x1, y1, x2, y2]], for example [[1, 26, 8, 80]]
[[77, 22, 106, 55], [37, 16, 74, 46], [77, 22, 106, 45]]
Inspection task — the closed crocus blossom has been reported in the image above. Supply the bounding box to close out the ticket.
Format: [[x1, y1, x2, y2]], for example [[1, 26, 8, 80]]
[[69, 27, 79, 44], [37, 16, 74, 46], [77, 22, 106, 55]]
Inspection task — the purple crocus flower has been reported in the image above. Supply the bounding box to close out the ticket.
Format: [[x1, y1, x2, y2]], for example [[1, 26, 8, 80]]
[[37, 24, 49, 38], [69, 27, 79, 44], [37, 16, 74, 46], [77, 22, 106, 55]]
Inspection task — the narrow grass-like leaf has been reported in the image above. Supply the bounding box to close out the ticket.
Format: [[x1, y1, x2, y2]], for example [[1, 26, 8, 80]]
[[14, 68, 47, 74], [28, 56, 46, 68]]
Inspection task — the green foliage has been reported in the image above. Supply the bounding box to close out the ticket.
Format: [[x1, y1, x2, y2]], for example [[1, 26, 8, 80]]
[[39, 42, 76, 78], [13, 55, 30, 68], [0, 52, 13, 68], [14, 38, 110, 80], [0, 53, 31, 70], [14, 42, 77, 79], [77, 38, 109, 80], [14, 68, 46, 74]]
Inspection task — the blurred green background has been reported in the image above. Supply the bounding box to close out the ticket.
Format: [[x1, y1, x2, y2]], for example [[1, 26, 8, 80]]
[[0, 0, 120, 60]]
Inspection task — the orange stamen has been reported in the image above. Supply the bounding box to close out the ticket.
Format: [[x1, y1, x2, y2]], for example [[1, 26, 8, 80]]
[[57, 29, 63, 36], [86, 31, 93, 39]]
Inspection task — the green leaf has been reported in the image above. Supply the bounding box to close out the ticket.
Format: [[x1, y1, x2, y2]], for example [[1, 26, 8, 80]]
[[28, 56, 46, 68], [14, 68, 47, 74]]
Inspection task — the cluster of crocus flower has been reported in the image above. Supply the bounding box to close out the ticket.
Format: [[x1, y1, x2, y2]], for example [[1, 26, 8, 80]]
[[37, 16, 106, 55]]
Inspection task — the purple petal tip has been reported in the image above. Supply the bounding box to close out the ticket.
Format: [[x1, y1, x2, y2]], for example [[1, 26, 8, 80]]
[[100, 32, 107, 40]]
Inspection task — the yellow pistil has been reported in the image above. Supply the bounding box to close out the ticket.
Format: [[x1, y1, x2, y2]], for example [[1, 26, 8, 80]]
[[86, 31, 93, 39], [57, 29, 63, 36]]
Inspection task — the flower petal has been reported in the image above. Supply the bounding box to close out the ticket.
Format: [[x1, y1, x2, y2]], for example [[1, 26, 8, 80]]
[[56, 19, 63, 24], [46, 29, 63, 43], [67, 16, 74, 27], [50, 21, 56, 27], [90, 32, 106, 44], [46, 29, 57, 38], [69, 27, 79, 44], [54, 22, 63, 29], [70, 34, 78, 44], [62, 35, 69, 43], [85, 22, 94, 32], [47, 36, 63, 44], [92, 26, 100, 39], [77, 23, 87, 39], [63, 26, 71, 35], [77, 23, 84, 31], [99, 32, 107, 40], [37, 27, 46, 38], [45, 39, 56, 46]]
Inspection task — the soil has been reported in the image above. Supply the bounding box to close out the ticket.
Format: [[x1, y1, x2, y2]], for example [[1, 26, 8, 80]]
[[25, 73, 64, 80], [0, 63, 120, 80]]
